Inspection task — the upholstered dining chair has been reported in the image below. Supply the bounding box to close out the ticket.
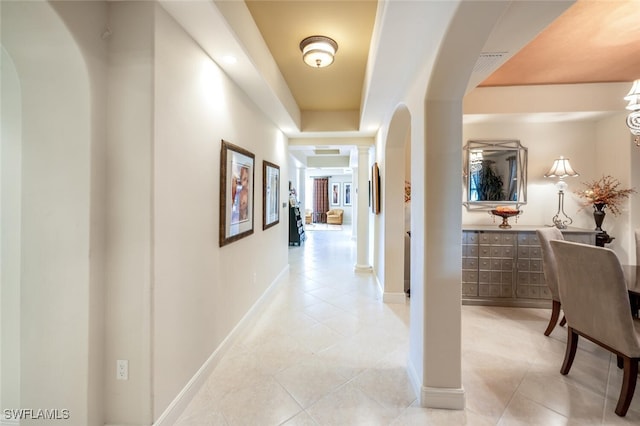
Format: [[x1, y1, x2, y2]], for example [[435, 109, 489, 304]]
[[551, 240, 640, 417], [536, 227, 566, 336]]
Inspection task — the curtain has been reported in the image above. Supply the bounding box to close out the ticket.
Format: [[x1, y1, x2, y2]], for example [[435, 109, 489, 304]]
[[507, 156, 517, 201], [313, 178, 329, 223]]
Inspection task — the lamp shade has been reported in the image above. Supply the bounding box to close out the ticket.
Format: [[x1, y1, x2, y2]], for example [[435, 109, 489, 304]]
[[300, 35, 338, 68], [544, 156, 579, 179]]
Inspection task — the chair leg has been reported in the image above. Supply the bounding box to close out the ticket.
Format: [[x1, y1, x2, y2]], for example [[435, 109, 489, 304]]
[[544, 300, 562, 336], [615, 357, 639, 417], [630, 294, 639, 318], [561, 327, 579, 375], [617, 355, 624, 369], [559, 316, 567, 327]]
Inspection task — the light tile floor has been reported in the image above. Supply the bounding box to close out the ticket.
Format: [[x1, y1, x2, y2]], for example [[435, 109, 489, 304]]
[[175, 226, 640, 425]]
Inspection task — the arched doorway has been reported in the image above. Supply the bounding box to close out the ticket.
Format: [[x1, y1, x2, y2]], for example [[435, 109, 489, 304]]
[[1, 1, 98, 421], [382, 105, 411, 302]]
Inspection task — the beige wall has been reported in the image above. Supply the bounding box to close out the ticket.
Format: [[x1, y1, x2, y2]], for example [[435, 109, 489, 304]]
[[104, 2, 154, 423], [153, 6, 289, 419]]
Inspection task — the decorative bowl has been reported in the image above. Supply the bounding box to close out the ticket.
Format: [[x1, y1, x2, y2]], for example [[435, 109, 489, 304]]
[[490, 209, 520, 229]]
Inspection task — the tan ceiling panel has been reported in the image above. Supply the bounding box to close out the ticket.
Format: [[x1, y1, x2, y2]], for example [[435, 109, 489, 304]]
[[481, 0, 640, 87], [245, 0, 377, 111]]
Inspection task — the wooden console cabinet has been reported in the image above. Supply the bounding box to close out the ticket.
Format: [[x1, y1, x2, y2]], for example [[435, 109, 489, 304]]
[[462, 225, 596, 308]]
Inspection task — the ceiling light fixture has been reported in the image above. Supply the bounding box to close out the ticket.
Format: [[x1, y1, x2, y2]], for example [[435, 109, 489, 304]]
[[624, 79, 640, 146], [299, 35, 338, 68]]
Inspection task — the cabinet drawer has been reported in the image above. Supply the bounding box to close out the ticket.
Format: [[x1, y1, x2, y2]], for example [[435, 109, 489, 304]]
[[479, 271, 491, 283], [462, 271, 478, 283], [462, 257, 478, 270], [462, 231, 479, 244], [479, 258, 492, 270], [517, 259, 530, 271], [529, 272, 544, 285], [529, 246, 542, 258], [462, 283, 478, 297], [517, 233, 539, 245], [530, 260, 542, 272], [501, 233, 515, 245], [479, 233, 492, 244]]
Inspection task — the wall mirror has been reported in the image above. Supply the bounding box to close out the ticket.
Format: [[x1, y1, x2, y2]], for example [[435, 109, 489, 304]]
[[463, 139, 528, 210]]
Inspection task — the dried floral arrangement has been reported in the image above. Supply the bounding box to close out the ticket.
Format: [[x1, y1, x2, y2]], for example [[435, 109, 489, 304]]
[[405, 180, 411, 203], [575, 175, 636, 216]]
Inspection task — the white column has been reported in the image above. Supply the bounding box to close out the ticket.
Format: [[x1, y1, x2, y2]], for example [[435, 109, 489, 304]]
[[355, 146, 372, 272], [421, 98, 464, 408]]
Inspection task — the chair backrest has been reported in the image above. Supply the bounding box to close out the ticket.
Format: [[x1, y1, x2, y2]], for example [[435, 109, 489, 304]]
[[551, 240, 640, 357], [635, 228, 640, 265], [536, 227, 565, 301]]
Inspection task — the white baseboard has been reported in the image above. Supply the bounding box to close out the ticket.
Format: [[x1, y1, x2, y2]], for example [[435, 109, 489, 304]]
[[354, 264, 372, 273], [407, 358, 465, 410], [407, 357, 421, 400], [152, 264, 290, 426], [374, 270, 407, 304], [374, 272, 383, 297], [422, 386, 465, 410], [382, 291, 407, 304]]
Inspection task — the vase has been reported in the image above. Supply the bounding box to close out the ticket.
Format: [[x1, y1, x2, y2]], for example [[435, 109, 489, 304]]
[[593, 203, 607, 231]]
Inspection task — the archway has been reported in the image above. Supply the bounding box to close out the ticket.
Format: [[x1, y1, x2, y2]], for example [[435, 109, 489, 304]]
[[382, 105, 411, 302], [1, 1, 96, 422]]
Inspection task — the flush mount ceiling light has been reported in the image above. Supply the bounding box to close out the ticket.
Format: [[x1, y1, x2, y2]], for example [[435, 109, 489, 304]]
[[299, 35, 338, 68]]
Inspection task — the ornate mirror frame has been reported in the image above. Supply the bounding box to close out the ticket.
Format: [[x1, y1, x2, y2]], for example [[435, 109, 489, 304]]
[[463, 139, 528, 210]]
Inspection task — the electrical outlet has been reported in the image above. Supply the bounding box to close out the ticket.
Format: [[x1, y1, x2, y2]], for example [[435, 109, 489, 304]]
[[117, 359, 128, 380]]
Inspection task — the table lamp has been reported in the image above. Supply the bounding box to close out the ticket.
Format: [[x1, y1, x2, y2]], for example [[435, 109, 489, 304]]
[[544, 156, 579, 229]]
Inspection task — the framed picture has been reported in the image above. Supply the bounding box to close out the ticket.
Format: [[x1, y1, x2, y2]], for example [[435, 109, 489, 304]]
[[343, 182, 352, 206], [219, 140, 255, 246], [371, 163, 380, 214], [262, 160, 280, 230], [331, 182, 341, 206]]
